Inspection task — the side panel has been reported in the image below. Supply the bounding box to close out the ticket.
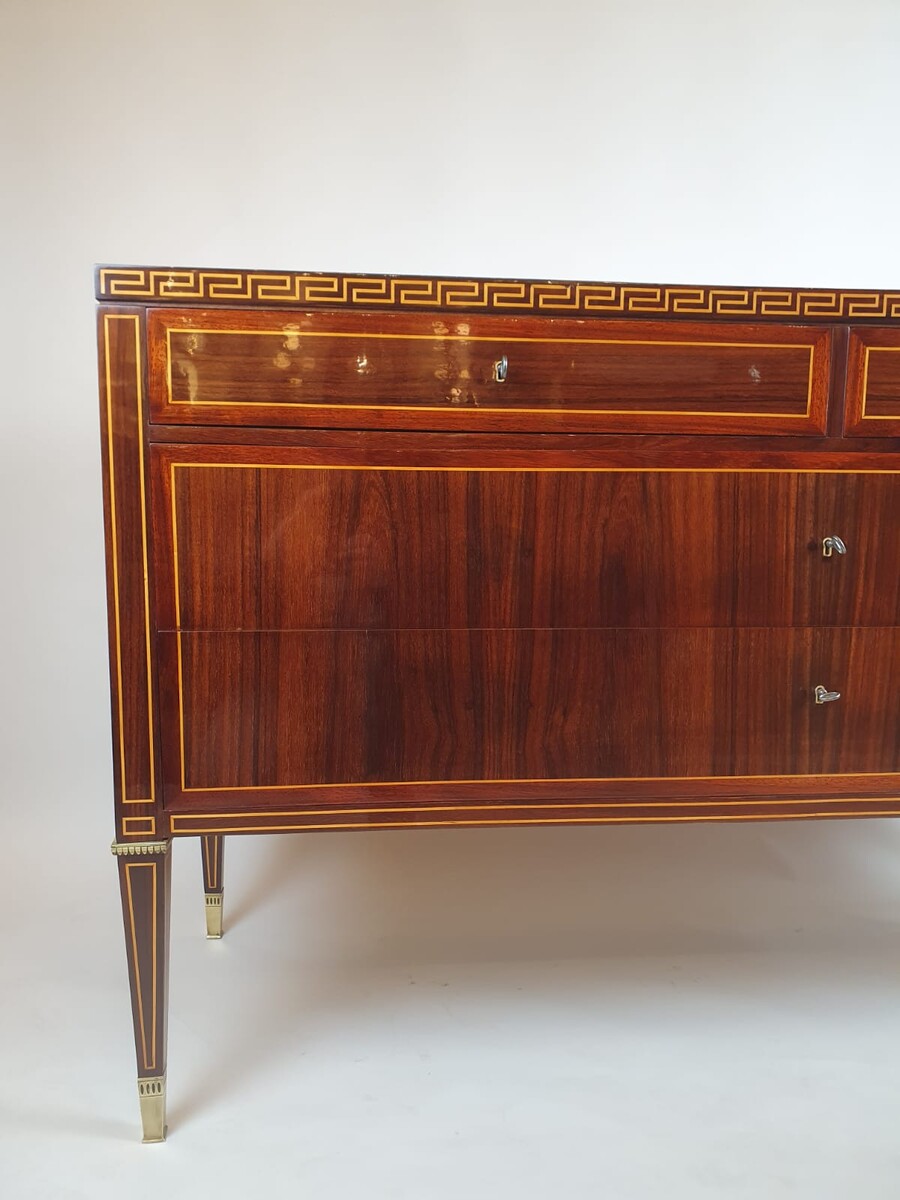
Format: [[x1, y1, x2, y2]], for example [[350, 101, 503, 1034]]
[[98, 306, 160, 840]]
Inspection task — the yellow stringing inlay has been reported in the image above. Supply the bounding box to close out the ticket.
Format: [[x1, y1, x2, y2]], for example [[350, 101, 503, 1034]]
[[168, 461, 900, 794]]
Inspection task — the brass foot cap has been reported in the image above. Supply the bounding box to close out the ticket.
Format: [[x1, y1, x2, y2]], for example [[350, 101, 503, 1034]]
[[205, 893, 223, 939], [138, 1076, 166, 1143]]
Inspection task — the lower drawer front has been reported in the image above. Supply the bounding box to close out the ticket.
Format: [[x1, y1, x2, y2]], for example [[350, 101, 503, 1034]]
[[159, 628, 900, 799], [157, 455, 900, 631]]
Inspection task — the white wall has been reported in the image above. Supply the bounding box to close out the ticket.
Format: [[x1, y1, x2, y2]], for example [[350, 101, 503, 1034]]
[[4, 0, 900, 809], [3, 5, 900, 1191]]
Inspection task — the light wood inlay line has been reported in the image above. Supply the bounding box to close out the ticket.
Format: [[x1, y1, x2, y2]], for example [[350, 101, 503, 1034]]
[[168, 462, 900, 793], [169, 808, 900, 835], [163, 327, 817, 419], [104, 315, 155, 805], [859, 345, 900, 418], [170, 795, 900, 820], [124, 862, 157, 1072]]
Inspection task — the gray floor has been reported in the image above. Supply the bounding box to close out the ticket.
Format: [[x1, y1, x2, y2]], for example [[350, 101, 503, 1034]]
[[3, 812, 900, 1198]]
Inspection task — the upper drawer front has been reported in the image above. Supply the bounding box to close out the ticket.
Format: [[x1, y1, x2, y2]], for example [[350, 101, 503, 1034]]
[[160, 627, 900, 794], [147, 308, 832, 435], [845, 327, 900, 435], [151, 448, 900, 631]]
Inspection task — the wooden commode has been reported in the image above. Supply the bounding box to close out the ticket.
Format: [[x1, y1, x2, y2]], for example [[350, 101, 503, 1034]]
[[97, 265, 900, 1141]]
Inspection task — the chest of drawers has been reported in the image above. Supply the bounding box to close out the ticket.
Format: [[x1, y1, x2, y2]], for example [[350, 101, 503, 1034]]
[[97, 266, 900, 1140]]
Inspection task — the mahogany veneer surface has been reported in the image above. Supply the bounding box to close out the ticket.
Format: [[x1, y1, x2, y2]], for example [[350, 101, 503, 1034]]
[[154, 454, 900, 632], [161, 627, 900, 794], [146, 308, 831, 435], [846, 327, 900, 436]]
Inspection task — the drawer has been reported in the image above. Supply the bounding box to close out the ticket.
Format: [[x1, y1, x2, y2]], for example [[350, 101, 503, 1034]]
[[157, 628, 900, 803], [151, 447, 900, 631], [147, 308, 832, 435], [845, 327, 900, 435]]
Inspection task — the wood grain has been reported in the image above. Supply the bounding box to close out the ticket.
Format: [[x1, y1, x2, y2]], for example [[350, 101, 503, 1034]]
[[153, 454, 900, 631], [158, 628, 900, 800], [147, 308, 831, 435], [98, 307, 160, 839], [845, 327, 900, 436]]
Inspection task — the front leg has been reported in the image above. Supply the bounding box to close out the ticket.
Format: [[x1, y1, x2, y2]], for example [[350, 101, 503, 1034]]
[[201, 835, 224, 938], [112, 839, 172, 1142]]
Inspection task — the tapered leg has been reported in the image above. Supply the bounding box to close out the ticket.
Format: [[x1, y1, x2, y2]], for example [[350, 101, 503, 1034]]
[[112, 839, 172, 1142], [201, 835, 224, 939]]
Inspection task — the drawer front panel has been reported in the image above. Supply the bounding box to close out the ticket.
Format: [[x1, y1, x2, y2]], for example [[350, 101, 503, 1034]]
[[158, 628, 900, 800], [845, 327, 900, 435], [147, 309, 831, 434], [153, 452, 900, 631]]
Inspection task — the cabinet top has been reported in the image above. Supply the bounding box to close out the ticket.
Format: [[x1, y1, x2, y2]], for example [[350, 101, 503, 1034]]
[[95, 265, 900, 324]]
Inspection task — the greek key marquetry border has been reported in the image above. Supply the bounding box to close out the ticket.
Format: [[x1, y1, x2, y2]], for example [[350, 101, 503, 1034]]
[[97, 267, 900, 322], [202, 835, 221, 889]]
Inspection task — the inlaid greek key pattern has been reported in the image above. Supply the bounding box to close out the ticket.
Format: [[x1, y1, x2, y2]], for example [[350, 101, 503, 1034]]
[[97, 267, 900, 321]]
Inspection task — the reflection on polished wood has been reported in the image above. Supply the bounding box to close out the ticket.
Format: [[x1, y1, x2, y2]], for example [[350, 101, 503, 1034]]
[[147, 308, 831, 435], [160, 628, 900, 797], [155, 457, 900, 632]]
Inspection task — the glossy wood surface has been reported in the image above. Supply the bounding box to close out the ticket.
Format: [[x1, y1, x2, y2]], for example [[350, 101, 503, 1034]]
[[157, 627, 900, 801], [845, 327, 900, 435], [96, 269, 900, 842], [98, 308, 160, 841], [148, 425, 900, 458], [116, 846, 171, 1079], [165, 794, 900, 835], [155, 454, 900, 631], [147, 308, 831, 435]]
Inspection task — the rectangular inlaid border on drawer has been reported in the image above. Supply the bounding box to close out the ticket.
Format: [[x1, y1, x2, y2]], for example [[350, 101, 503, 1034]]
[[147, 309, 833, 436], [159, 460, 900, 632], [845, 327, 900, 435], [150, 445, 900, 810], [161, 626, 900, 794]]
